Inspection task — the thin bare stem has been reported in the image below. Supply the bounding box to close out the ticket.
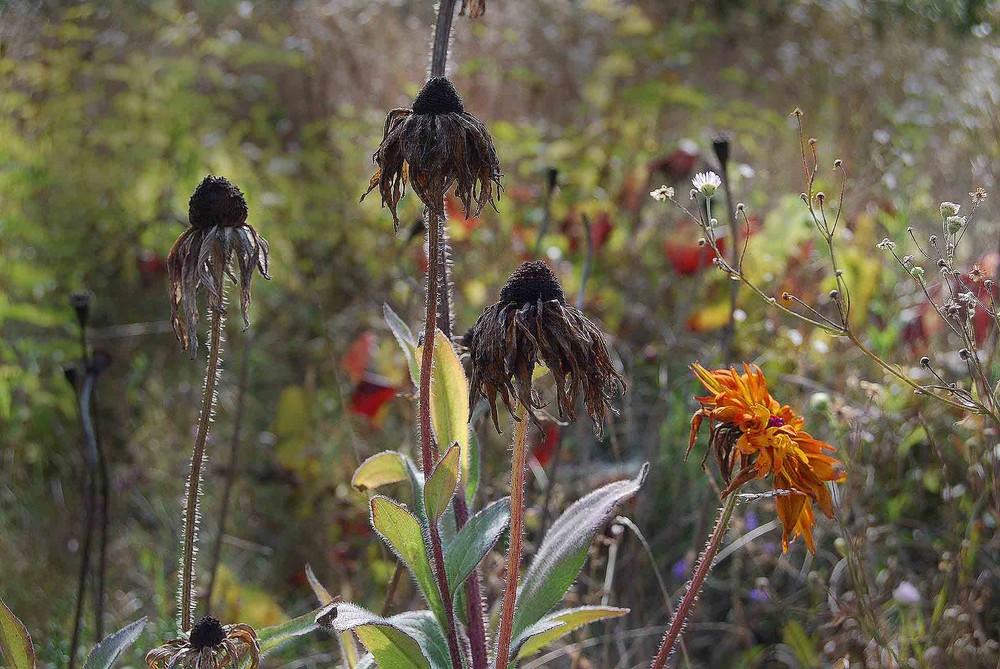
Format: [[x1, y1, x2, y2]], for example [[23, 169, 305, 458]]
[[454, 493, 489, 669], [179, 264, 226, 632], [206, 333, 252, 614], [494, 404, 530, 669], [650, 493, 738, 669], [68, 371, 98, 669]]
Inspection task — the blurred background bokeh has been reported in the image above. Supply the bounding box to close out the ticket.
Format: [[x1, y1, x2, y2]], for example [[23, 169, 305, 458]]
[[1, 0, 998, 666]]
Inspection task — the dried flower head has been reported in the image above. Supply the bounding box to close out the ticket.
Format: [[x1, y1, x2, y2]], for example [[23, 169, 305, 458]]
[[689, 363, 846, 553], [459, 0, 486, 17], [650, 185, 674, 202], [362, 77, 502, 231], [712, 132, 732, 169], [69, 290, 94, 328], [146, 616, 260, 669], [167, 176, 270, 356], [466, 261, 625, 435]]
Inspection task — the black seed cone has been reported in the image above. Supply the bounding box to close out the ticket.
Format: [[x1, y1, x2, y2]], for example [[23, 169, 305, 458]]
[[411, 77, 465, 115], [189, 616, 226, 649], [500, 260, 565, 306], [189, 176, 249, 229]]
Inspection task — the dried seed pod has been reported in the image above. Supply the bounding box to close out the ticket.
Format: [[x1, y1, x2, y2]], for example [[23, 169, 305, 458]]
[[362, 77, 502, 230], [167, 176, 270, 355], [466, 261, 625, 435]]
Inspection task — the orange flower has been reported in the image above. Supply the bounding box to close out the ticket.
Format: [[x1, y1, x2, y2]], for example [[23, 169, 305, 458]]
[[689, 363, 845, 553]]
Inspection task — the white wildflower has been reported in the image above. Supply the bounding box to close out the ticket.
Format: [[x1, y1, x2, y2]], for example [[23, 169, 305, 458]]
[[649, 185, 674, 202], [692, 171, 722, 198]]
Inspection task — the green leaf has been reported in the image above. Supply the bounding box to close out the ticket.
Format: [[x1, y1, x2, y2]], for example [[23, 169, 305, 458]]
[[465, 429, 481, 502], [83, 618, 147, 669], [304, 564, 335, 605], [511, 464, 648, 645], [0, 598, 34, 669], [514, 606, 629, 659], [333, 604, 435, 669], [383, 303, 419, 385], [352, 451, 421, 493], [782, 620, 819, 667], [423, 444, 460, 522], [418, 330, 472, 492], [445, 497, 511, 596], [369, 496, 445, 626], [258, 610, 320, 656]]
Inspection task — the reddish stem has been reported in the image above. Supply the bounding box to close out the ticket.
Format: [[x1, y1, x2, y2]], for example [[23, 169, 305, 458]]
[[419, 206, 465, 669], [650, 493, 738, 669], [494, 405, 529, 668]]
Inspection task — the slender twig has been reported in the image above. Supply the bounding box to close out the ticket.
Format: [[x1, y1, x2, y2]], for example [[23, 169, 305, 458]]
[[380, 563, 406, 617], [179, 261, 226, 632], [418, 206, 465, 669], [94, 401, 109, 642], [206, 333, 252, 614], [68, 371, 99, 669], [650, 493, 738, 669], [719, 165, 738, 361], [494, 405, 530, 669]]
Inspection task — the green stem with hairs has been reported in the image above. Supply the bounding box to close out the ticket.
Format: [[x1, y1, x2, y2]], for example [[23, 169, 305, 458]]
[[650, 493, 738, 669], [494, 404, 530, 668], [179, 263, 225, 632]]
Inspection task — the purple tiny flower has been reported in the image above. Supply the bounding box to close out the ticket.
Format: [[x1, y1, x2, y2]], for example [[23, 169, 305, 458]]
[[672, 556, 692, 581], [749, 587, 770, 603], [745, 511, 759, 531]]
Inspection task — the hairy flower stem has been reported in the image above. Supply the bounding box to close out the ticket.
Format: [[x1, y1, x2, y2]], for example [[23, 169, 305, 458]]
[[419, 206, 465, 669], [179, 264, 226, 632], [454, 494, 489, 669], [430, 0, 458, 78], [494, 405, 529, 669], [650, 493, 738, 669], [206, 334, 252, 615]]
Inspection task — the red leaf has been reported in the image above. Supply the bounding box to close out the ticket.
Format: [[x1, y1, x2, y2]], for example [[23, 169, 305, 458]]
[[349, 375, 396, 421], [341, 331, 374, 384]]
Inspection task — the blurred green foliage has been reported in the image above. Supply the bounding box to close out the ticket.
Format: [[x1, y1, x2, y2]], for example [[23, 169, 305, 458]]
[[0, 0, 997, 666]]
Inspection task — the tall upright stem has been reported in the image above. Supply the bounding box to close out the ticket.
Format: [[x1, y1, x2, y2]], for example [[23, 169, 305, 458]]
[[494, 405, 529, 669], [419, 206, 465, 669], [427, 4, 490, 665], [68, 372, 99, 669], [650, 493, 739, 669], [179, 266, 226, 632], [206, 334, 252, 614]]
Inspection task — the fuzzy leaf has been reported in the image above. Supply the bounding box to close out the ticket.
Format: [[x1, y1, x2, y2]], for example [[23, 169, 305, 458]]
[[514, 606, 629, 659], [445, 497, 511, 596], [304, 564, 334, 605], [417, 330, 472, 492], [423, 444, 460, 522], [333, 605, 440, 669], [369, 496, 445, 626], [352, 451, 421, 493], [0, 598, 34, 669], [258, 610, 320, 656], [511, 464, 648, 645], [383, 303, 419, 385], [83, 618, 146, 669]]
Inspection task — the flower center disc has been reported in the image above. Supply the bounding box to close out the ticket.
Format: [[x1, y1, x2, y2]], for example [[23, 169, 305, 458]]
[[189, 616, 227, 650]]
